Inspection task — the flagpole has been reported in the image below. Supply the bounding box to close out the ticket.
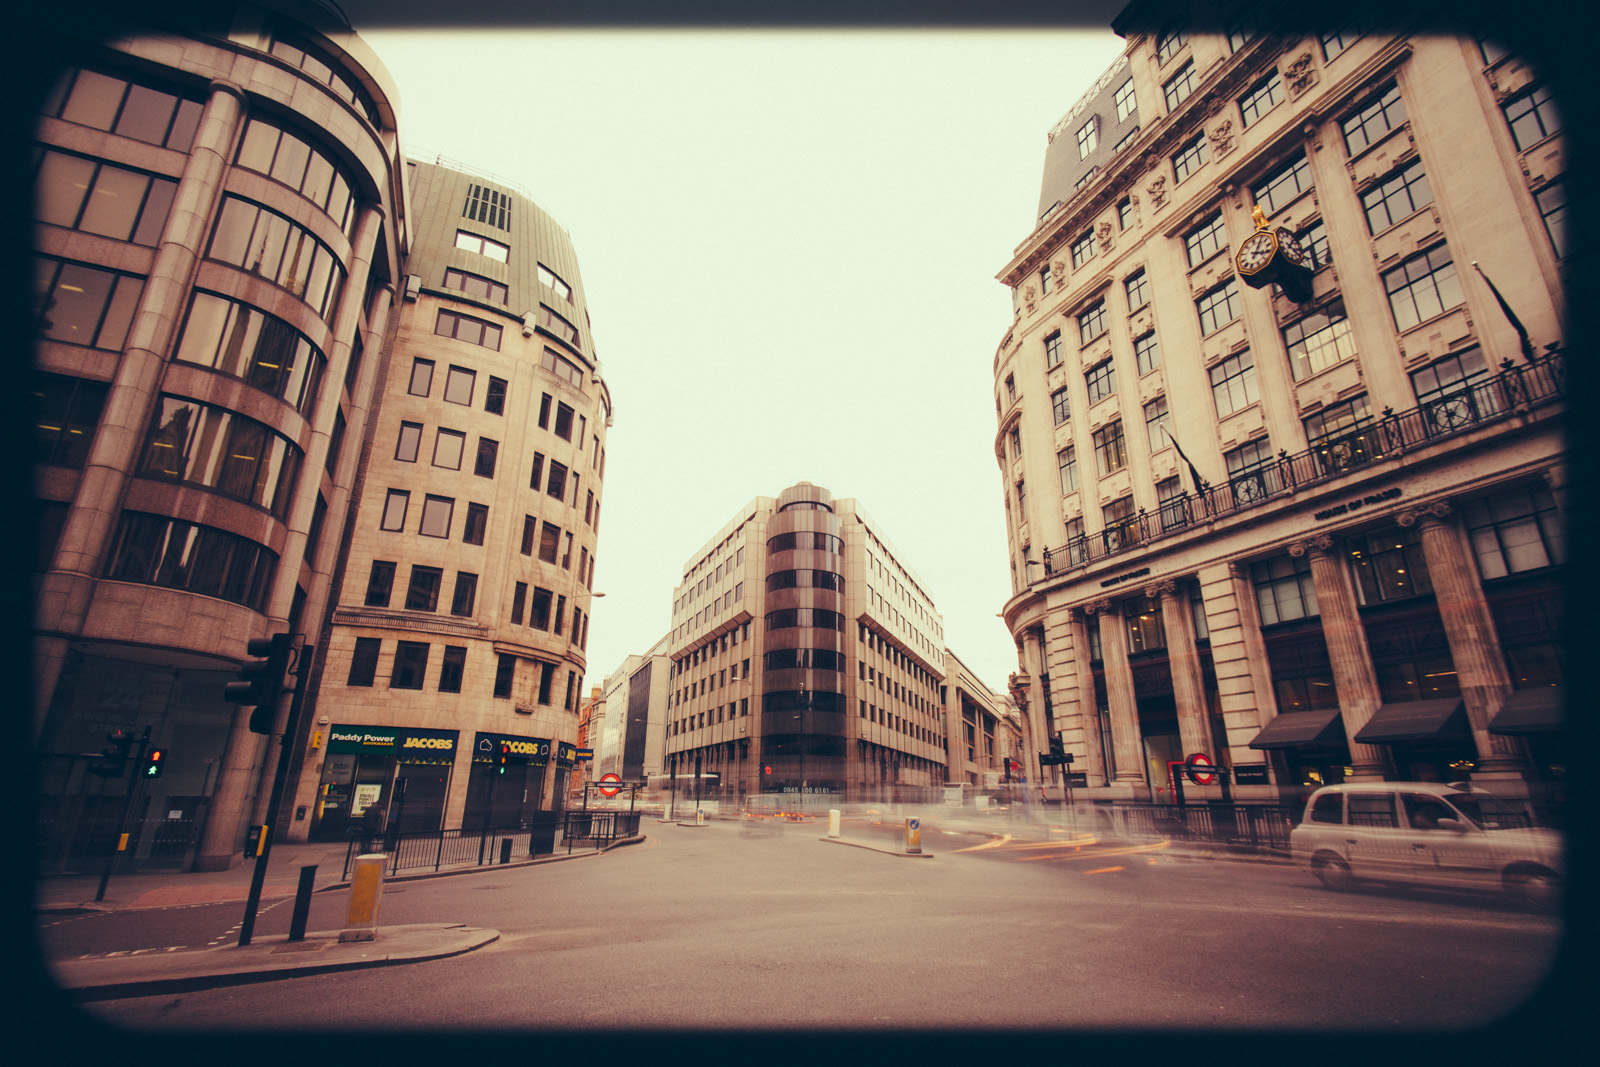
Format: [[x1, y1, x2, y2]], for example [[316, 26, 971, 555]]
[[1471, 261, 1535, 362]]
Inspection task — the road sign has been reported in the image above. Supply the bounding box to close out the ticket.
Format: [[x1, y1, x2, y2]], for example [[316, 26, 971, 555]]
[[598, 772, 622, 797], [1185, 752, 1216, 785]]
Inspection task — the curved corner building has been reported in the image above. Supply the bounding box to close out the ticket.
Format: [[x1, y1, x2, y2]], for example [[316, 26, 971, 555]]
[[289, 158, 610, 841], [32, 2, 407, 870], [993, 10, 1564, 808]]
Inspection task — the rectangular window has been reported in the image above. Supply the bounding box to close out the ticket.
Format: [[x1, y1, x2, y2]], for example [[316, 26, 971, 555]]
[[542, 349, 586, 391], [1299, 220, 1332, 271], [1462, 485, 1564, 579], [395, 421, 422, 462], [443, 365, 476, 406], [35, 149, 178, 246], [1163, 61, 1196, 111], [1284, 301, 1356, 380], [1238, 71, 1282, 127], [511, 582, 528, 625], [462, 183, 512, 229], [1144, 396, 1170, 450], [536, 304, 581, 346], [530, 587, 553, 630], [1362, 162, 1433, 233], [537, 263, 573, 302], [1536, 181, 1567, 259], [443, 268, 507, 304], [1051, 386, 1071, 426], [431, 428, 465, 470], [1411, 347, 1496, 430], [1503, 84, 1560, 150], [521, 516, 536, 555], [405, 565, 442, 611], [462, 502, 488, 546], [546, 460, 568, 499], [1102, 497, 1138, 552], [1320, 33, 1358, 61], [380, 489, 409, 531], [434, 309, 502, 350], [485, 376, 507, 415], [1253, 555, 1318, 625], [1156, 28, 1188, 64], [474, 438, 498, 478], [1196, 279, 1241, 335], [455, 230, 509, 262], [1093, 422, 1127, 477], [48, 68, 203, 151], [1133, 331, 1161, 376], [1185, 213, 1227, 268], [1070, 230, 1095, 270], [538, 522, 560, 564], [1225, 438, 1281, 502], [1076, 117, 1099, 159], [1209, 350, 1259, 417], [1015, 481, 1027, 523], [1057, 447, 1079, 495], [438, 646, 466, 693], [554, 403, 574, 441], [1384, 244, 1464, 332], [451, 572, 478, 617], [1115, 79, 1136, 121], [32, 373, 108, 468], [1173, 130, 1209, 182], [419, 495, 453, 538], [32, 257, 145, 352], [494, 654, 516, 699], [406, 359, 435, 399], [1124, 269, 1149, 309], [1045, 331, 1063, 368], [1085, 359, 1117, 404], [364, 560, 395, 607], [208, 197, 343, 320], [1156, 476, 1188, 531], [1077, 301, 1108, 345], [1118, 197, 1135, 230], [1252, 154, 1313, 217], [1349, 527, 1433, 605], [391, 641, 429, 690], [1039, 263, 1053, 295], [1342, 84, 1407, 156], [529, 452, 544, 490], [347, 637, 380, 686]]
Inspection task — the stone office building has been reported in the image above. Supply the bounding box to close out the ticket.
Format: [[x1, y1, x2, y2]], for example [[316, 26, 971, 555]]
[[993, 8, 1564, 807], [31, 1, 409, 871], [288, 158, 611, 841]]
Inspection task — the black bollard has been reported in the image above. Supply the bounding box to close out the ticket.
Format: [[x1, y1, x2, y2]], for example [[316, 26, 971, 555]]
[[499, 837, 513, 864], [287, 864, 317, 942]]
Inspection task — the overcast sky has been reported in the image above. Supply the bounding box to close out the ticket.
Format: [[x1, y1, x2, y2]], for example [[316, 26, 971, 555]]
[[357, 27, 1129, 695]]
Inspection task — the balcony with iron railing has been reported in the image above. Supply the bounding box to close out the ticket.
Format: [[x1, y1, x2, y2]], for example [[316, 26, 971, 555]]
[[1040, 348, 1565, 578]]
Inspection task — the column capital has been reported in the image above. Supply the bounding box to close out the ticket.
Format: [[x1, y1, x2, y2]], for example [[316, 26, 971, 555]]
[[1288, 534, 1334, 557], [1396, 501, 1455, 528], [206, 79, 249, 107], [1145, 579, 1179, 599], [1082, 598, 1114, 616]]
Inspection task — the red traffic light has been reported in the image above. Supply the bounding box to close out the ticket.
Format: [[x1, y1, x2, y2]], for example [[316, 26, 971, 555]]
[[144, 749, 165, 778], [763, 765, 772, 775]]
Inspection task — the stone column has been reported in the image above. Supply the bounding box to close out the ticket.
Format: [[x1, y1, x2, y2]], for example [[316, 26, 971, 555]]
[[1062, 608, 1108, 788], [33, 80, 249, 739], [1407, 504, 1529, 788], [1089, 598, 1148, 794], [1155, 580, 1210, 762], [1293, 536, 1390, 781]]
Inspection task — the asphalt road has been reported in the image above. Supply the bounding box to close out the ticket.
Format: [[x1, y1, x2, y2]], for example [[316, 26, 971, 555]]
[[49, 816, 1565, 1036]]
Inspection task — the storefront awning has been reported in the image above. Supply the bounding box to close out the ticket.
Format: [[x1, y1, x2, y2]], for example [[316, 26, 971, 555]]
[[1353, 698, 1467, 744], [1489, 687, 1563, 734], [1248, 707, 1344, 750]]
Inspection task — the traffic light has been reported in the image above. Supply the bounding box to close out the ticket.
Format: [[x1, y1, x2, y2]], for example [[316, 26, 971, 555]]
[[224, 633, 294, 734], [1049, 735, 1065, 758], [88, 729, 134, 779], [143, 748, 165, 779], [498, 742, 509, 775]]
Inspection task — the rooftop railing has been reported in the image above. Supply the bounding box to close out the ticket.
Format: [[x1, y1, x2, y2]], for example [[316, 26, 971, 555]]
[[1041, 348, 1565, 578]]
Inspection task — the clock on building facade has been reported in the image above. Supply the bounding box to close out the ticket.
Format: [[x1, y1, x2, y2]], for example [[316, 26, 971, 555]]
[[1235, 206, 1314, 303]]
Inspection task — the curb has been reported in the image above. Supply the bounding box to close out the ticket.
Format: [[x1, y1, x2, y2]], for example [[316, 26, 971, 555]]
[[819, 836, 935, 858]]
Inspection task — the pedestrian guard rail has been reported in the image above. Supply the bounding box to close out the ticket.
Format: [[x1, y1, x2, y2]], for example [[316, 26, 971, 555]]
[[1095, 803, 1300, 851], [341, 810, 643, 880]]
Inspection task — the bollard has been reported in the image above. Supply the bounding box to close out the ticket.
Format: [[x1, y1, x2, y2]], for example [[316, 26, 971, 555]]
[[905, 816, 922, 854], [696, 808, 705, 825], [499, 837, 513, 865], [339, 853, 386, 943], [828, 809, 841, 838], [287, 864, 317, 943]]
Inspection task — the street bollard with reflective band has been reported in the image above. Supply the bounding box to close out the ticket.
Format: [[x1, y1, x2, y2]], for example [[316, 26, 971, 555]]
[[828, 809, 841, 838], [696, 808, 705, 825], [339, 854, 386, 943], [905, 816, 921, 854]]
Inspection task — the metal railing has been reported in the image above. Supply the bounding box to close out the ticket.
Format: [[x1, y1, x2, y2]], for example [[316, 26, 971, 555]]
[[341, 810, 644, 878], [561, 811, 642, 853], [1043, 349, 1565, 577], [1095, 803, 1301, 851]]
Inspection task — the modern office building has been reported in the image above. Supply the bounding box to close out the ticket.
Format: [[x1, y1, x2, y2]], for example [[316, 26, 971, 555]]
[[287, 157, 611, 841], [31, 1, 409, 871], [994, 10, 1565, 806], [593, 639, 671, 788], [663, 482, 964, 805]]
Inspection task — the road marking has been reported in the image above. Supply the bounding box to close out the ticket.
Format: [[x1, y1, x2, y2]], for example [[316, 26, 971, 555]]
[[1084, 866, 1125, 875], [951, 835, 1012, 852]]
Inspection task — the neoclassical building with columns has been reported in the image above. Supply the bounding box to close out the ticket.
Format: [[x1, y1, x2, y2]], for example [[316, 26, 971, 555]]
[[993, 11, 1564, 807]]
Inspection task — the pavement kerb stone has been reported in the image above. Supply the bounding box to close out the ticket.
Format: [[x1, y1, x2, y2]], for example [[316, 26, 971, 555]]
[[819, 836, 935, 858]]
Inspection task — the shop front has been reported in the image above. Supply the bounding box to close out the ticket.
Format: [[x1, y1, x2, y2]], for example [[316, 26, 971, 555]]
[[463, 732, 550, 830], [312, 725, 459, 840]]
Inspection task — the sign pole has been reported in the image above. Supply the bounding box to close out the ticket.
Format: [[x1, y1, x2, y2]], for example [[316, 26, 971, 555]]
[[94, 725, 152, 903], [239, 641, 312, 947]]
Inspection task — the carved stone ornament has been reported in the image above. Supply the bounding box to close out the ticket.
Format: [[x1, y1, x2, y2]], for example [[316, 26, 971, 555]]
[[1285, 52, 1318, 97], [1146, 579, 1178, 599], [1097, 220, 1114, 249], [1053, 259, 1068, 280], [1147, 174, 1168, 209], [1208, 118, 1235, 158], [1084, 598, 1114, 616], [1288, 534, 1334, 557], [1024, 283, 1037, 313]]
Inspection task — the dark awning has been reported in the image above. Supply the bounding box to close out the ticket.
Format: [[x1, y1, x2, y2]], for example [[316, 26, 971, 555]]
[[1248, 707, 1344, 750], [1353, 698, 1467, 744], [1489, 687, 1563, 734]]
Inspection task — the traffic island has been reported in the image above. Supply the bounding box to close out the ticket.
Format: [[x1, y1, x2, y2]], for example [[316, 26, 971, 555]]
[[819, 836, 934, 858]]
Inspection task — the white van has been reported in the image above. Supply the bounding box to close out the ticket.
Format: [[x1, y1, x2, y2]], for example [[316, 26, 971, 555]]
[[1289, 781, 1561, 907]]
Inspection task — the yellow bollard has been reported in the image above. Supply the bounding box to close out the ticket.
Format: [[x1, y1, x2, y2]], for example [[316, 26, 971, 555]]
[[339, 853, 386, 943], [905, 816, 922, 854], [828, 809, 841, 838]]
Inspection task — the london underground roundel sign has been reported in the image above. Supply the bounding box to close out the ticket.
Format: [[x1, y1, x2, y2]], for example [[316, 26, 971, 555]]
[[1185, 752, 1216, 786], [598, 772, 623, 797]]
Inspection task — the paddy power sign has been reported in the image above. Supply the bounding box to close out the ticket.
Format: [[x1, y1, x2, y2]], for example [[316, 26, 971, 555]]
[[328, 726, 458, 764]]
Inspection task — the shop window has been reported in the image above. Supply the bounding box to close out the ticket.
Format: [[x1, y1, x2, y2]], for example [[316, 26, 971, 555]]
[[1348, 527, 1433, 605], [1463, 485, 1564, 579]]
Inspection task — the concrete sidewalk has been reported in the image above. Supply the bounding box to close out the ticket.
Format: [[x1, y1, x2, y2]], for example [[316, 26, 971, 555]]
[[35, 834, 647, 999]]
